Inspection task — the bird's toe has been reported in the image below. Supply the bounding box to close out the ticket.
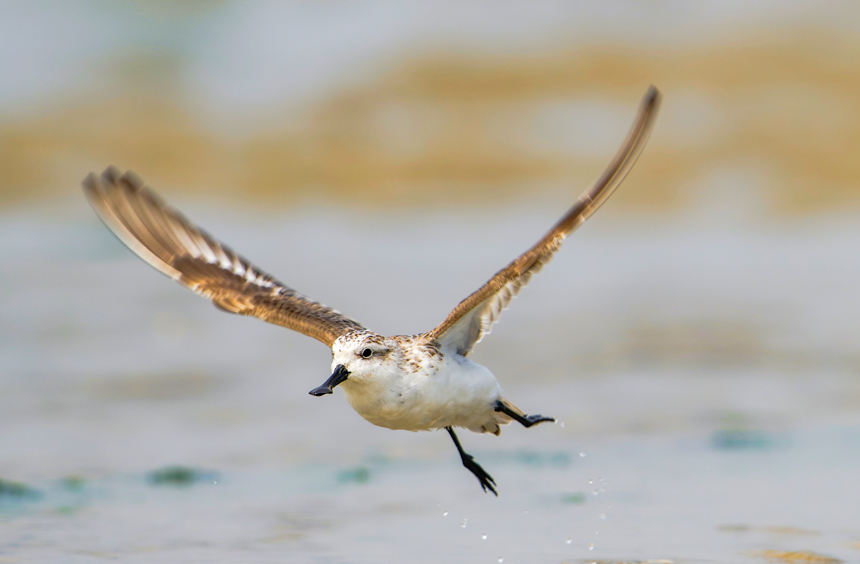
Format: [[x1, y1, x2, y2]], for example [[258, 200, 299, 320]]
[[526, 414, 555, 425], [463, 456, 498, 496]]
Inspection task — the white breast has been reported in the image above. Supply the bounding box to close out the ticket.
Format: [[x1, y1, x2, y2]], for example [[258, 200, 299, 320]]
[[341, 350, 502, 433]]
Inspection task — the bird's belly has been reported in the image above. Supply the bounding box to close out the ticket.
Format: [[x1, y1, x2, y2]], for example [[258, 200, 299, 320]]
[[344, 358, 502, 432]]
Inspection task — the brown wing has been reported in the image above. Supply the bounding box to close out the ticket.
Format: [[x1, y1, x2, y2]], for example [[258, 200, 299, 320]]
[[427, 86, 661, 355], [83, 167, 365, 347]]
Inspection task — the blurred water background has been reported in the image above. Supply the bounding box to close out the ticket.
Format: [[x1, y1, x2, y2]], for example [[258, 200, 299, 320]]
[[1, 2, 860, 563]]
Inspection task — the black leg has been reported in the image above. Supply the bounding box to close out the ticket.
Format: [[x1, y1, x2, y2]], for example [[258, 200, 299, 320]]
[[494, 401, 555, 428], [446, 427, 497, 496]]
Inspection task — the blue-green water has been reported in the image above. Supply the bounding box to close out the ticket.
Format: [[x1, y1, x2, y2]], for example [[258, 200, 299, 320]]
[[2, 2, 860, 562], [1, 201, 859, 562]]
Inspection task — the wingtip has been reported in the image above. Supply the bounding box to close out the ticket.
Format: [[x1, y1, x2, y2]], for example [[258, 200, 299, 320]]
[[81, 171, 99, 193], [643, 84, 662, 112], [100, 165, 122, 185], [119, 170, 145, 191], [83, 166, 147, 200]]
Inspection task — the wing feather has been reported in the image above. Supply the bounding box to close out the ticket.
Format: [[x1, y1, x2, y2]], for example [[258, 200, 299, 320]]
[[427, 86, 662, 355], [83, 167, 364, 347]]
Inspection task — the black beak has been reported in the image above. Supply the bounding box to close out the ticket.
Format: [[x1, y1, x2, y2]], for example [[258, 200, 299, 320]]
[[309, 364, 349, 396]]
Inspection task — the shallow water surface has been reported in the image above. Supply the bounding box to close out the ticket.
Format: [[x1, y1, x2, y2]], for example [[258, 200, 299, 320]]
[[1, 204, 859, 563]]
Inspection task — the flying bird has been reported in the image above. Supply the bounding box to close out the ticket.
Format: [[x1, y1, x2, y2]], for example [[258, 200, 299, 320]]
[[83, 86, 661, 495]]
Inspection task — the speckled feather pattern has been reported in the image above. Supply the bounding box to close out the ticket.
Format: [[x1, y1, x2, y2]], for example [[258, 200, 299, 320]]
[[82, 86, 661, 438], [330, 330, 510, 433], [426, 86, 661, 357], [83, 167, 364, 347]]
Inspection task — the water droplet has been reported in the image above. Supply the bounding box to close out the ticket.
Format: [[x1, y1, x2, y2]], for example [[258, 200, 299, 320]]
[[599, 513, 606, 520], [565, 537, 572, 545], [498, 558, 503, 563], [592, 489, 599, 495], [461, 519, 468, 528], [524, 510, 529, 515], [579, 452, 586, 458], [212, 480, 217, 484], [560, 421, 565, 428], [443, 511, 448, 517], [588, 543, 595, 551], [482, 534, 487, 540], [588, 479, 593, 484]]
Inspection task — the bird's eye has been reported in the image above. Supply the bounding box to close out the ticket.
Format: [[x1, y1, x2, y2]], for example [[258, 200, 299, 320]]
[[361, 348, 373, 359]]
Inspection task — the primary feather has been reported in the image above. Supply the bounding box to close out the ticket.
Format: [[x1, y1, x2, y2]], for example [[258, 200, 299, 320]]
[[426, 86, 661, 355], [83, 167, 364, 347]]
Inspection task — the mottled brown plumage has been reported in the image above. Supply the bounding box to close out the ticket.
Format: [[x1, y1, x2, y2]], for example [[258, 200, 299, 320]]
[[83, 86, 661, 496], [83, 167, 364, 347], [426, 86, 661, 355], [83, 85, 659, 353]]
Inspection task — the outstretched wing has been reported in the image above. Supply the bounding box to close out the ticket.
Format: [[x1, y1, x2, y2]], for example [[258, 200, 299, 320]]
[[427, 86, 661, 355], [83, 167, 365, 347]]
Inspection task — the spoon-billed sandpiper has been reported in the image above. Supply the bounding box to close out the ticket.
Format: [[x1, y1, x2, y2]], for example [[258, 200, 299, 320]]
[[84, 86, 660, 495]]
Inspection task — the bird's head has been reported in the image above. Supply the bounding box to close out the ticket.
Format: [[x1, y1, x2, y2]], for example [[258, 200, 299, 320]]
[[309, 331, 401, 396]]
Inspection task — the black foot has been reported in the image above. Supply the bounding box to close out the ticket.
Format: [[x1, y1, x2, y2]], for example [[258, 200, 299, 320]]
[[446, 427, 498, 496], [461, 452, 497, 496], [494, 401, 555, 428]]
